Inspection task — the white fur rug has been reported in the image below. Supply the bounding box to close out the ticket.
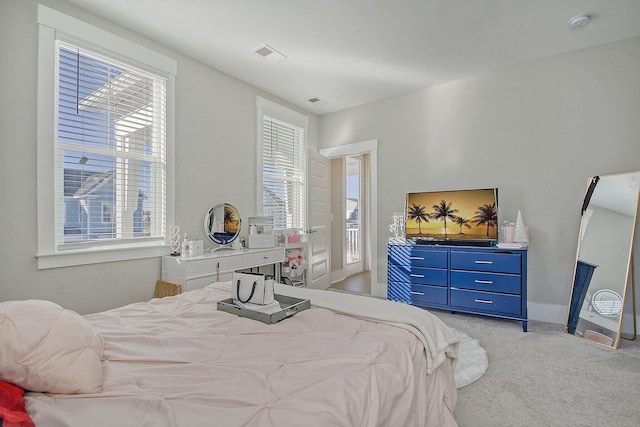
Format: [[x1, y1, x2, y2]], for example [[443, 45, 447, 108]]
[[451, 327, 488, 388]]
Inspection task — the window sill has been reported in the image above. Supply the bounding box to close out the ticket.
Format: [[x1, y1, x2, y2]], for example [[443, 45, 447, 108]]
[[36, 244, 170, 269]]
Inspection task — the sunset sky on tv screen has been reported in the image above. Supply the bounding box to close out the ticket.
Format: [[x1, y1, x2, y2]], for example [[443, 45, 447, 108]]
[[405, 188, 497, 239]]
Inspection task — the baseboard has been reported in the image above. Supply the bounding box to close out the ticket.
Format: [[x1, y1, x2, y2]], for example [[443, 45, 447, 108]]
[[527, 302, 640, 335], [527, 302, 568, 325]]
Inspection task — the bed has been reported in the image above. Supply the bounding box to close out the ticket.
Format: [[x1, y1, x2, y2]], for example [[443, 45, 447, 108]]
[[1, 282, 460, 427]]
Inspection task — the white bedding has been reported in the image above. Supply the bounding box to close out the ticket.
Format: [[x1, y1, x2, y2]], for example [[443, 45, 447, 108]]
[[25, 283, 459, 427]]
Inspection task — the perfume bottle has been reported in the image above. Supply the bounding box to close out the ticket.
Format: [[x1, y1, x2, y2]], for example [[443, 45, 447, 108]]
[[181, 233, 190, 257]]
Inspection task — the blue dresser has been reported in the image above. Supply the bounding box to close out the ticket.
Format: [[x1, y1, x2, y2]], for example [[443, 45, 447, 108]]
[[387, 243, 528, 331]]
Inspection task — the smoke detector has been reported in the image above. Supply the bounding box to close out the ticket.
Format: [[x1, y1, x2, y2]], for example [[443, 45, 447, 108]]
[[568, 14, 590, 28], [252, 44, 287, 62]]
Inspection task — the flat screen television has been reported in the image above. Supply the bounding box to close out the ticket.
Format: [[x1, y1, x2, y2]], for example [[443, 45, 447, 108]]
[[405, 188, 498, 245]]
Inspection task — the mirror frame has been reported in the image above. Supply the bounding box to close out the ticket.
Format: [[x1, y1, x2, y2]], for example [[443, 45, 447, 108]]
[[204, 203, 241, 246], [566, 172, 640, 348]]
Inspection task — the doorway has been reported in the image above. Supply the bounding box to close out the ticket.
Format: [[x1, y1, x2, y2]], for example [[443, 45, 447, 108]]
[[319, 140, 380, 297], [346, 156, 363, 276]]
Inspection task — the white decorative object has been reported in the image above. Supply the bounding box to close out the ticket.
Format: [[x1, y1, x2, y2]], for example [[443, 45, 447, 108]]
[[389, 212, 405, 238], [189, 239, 204, 256], [169, 225, 181, 254], [513, 210, 528, 246], [182, 233, 190, 257]]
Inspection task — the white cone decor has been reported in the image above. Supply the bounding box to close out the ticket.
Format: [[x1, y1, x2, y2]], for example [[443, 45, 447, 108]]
[[513, 210, 528, 246]]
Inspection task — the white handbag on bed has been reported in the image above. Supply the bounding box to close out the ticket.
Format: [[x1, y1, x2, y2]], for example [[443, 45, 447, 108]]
[[231, 272, 275, 305]]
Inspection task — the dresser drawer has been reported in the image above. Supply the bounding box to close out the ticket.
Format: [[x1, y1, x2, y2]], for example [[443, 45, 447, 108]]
[[451, 251, 521, 274], [388, 282, 448, 306], [388, 246, 448, 268], [451, 289, 522, 316], [388, 265, 447, 286], [451, 271, 521, 294]]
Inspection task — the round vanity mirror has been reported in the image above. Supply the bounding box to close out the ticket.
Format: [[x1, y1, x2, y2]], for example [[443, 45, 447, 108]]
[[591, 289, 623, 318], [204, 203, 241, 245]]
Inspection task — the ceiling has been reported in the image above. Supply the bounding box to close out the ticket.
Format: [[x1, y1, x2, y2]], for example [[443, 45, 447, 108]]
[[63, 0, 640, 115], [591, 173, 640, 217]]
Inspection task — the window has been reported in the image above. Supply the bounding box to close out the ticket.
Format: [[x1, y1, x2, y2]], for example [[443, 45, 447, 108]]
[[257, 97, 308, 231], [101, 203, 113, 224], [56, 43, 164, 245], [37, 6, 176, 268]]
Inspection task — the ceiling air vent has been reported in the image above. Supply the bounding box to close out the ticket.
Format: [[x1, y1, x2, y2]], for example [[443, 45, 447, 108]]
[[252, 44, 287, 62], [308, 97, 327, 106]]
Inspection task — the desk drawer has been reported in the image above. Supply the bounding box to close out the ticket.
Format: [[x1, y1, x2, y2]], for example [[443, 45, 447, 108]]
[[451, 271, 521, 294], [451, 251, 521, 274], [243, 248, 284, 267], [388, 246, 448, 268], [184, 272, 233, 292], [186, 255, 243, 278], [388, 282, 448, 306], [388, 265, 447, 286], [451, 289, 521, 316]]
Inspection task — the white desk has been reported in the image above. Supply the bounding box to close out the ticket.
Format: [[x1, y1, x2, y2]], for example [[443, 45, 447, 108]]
[[579, 308, 619, 332], [162, 247, 284, 292]]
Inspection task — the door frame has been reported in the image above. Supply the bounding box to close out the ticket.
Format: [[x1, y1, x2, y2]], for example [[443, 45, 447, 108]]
[[319, 139, 381, 298]]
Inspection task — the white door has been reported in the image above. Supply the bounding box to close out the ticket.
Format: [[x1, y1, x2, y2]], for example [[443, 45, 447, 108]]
[[307, 149, 330, 289]]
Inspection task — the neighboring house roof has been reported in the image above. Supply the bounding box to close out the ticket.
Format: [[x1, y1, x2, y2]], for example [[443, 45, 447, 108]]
[[64, 169, 147, 200], [263, 185, 285, 207], [73, 171, 114, 199], [347, 197, 358, 221]]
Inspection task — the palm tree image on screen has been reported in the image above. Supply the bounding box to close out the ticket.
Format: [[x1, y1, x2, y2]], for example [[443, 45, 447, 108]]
[[406, 189, 497, 240]]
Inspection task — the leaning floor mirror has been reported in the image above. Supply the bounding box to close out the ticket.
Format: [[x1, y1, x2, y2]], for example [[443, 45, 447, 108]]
[[566, 171, 640, 348]]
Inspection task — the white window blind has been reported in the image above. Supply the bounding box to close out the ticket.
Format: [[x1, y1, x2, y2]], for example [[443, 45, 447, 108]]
[[261, 115, 306, 230], [55, 42, 166, 250]]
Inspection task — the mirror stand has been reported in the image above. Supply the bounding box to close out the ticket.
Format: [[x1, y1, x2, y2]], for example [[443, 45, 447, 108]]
[[208, 242, 241, 253], [621, 252, 637, 341], [565, 171, 640, 349]]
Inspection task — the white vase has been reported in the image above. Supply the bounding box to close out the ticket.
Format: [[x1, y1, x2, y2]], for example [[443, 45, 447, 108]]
[[513, 210, 528, 245]]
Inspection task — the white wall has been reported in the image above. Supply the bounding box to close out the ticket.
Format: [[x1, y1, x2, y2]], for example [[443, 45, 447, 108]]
[[0, 0, 317, 314], [318, 36, 640, 324]]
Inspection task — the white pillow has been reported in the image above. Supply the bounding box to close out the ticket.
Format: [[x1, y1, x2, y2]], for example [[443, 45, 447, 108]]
[[0, 300, 105, 394]]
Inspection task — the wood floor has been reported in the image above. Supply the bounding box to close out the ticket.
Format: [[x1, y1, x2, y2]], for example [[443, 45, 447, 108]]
[[328, 271, 371, 294]]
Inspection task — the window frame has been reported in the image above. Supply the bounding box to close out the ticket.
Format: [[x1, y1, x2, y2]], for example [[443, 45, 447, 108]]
[[36, 5, 176, 269], [256, 97, 308, 231]]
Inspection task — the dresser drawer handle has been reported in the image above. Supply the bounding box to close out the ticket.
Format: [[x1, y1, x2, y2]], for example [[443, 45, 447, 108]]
[[409, 274, 425, 278], [410, 256, 425, 260], [474, 299, 493, 304], [410, 291, 425, 296], [475, 280, 493, 284], [474, 260, 493, 265]]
